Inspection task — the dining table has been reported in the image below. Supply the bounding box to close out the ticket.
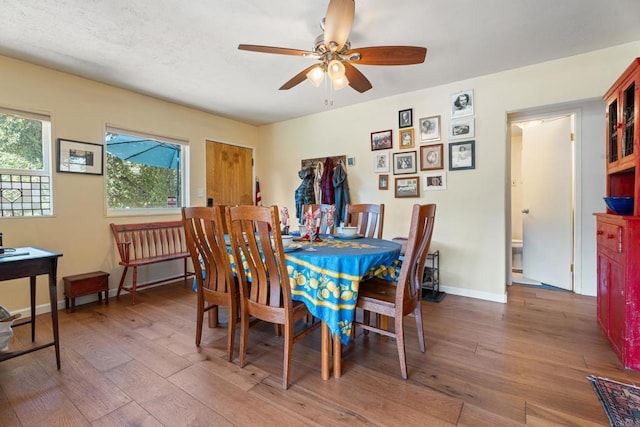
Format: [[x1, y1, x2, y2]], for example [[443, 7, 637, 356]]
[[210, 233, 402, 380], [285, 235, 402, 379]]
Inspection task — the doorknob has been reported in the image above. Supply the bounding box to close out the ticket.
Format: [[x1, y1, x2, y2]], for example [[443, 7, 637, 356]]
[[521, 209, 530, 214]]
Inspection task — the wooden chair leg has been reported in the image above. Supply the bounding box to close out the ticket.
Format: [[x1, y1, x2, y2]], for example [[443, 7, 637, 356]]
[[414, 305, 425, 353], [196, 293, 204, 347], [282, 321, 293, 389], [363, 310, 370, 335], [116, 267, 128, 300], [227, 303, 237, 362], [208, 305, 218, 328], [239, 309, 250, 368], [395, 316, 408, 380], [131, 267, 138, 305]]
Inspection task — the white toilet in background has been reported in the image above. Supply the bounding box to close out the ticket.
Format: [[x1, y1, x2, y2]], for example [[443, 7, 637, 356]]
[[512, 239, 523, 271]]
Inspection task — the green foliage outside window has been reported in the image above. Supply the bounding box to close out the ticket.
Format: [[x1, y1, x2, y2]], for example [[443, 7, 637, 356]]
[[0, 114, 44, 170]]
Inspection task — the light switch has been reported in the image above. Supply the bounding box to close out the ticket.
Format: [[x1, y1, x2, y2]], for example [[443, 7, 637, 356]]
[[196, 188, 204, 197]]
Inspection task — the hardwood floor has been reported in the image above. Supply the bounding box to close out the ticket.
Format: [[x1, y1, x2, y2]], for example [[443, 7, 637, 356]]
[[1, 283, 638, 426]]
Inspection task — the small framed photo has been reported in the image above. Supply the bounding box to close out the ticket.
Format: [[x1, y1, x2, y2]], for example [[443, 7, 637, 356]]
[[57, 138, 104, 175], [424, 171, 447, 191], [449, 140, 475, 171], [347, 156, 355, 167], [399, 108, 413, 128], [449, 118, 475, 140], [451, 89, 474, 118], [393, 151, 417, 175], [420, 143, 444, 171], [399, 128, 415, 149], [373, 151, 390, 173], [395, 176, 420, 198], [371, 129, 393, 151], [419, 116, 440, 142], [378, 174, 389, 190]]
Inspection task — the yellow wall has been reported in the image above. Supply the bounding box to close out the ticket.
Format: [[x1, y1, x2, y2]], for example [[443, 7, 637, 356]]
[[257, 41, 640, 302], [0, 55, 258, 312]]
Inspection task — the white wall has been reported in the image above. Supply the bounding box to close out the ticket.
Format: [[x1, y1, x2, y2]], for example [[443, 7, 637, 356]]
[[0, 55, 259, 312], [257, 41, 640, 302]]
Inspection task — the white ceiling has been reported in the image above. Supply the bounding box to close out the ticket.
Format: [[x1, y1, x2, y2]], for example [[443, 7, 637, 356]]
[[2, 1, 640, 126]]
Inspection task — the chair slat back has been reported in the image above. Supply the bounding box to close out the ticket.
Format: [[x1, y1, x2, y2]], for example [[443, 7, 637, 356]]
[[396, 204, 436, 314], [227, 205, 292, 319], [345, 203, 385, 238], [182, 207, 235, 296], [302, 204, 335, 234]]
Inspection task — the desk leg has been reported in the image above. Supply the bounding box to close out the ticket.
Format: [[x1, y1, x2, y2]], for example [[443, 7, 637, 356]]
[[321, 322, 330, 380], [30, 276, 36, 342], [333, 333, 342, 378], [48, 260, 61, 370]]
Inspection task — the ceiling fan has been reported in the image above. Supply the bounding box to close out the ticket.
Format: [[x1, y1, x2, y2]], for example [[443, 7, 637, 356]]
[[238, 0, 427, 93]]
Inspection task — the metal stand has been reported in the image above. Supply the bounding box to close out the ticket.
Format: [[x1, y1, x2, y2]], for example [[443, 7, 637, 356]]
[[422, 250, 445, 302]]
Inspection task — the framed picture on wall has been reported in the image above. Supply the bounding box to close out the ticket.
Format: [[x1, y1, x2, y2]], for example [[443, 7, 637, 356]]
[[399, 108, 413, 128], [420, 143, 444, 171], [449, 140, 476, 170], [373, 151, 390, 173], [378, 174, 389, 190], [371, 129, 393, 150], [393, 151, 417, 175], [399, 128, 414, 149], [449, 117, 475, 140], [424, 171, 447, 191], [419, 115, 440, 142], [451, 89, 474, 118], [395, 176, 420, 198], [57, 138, 104, 175]]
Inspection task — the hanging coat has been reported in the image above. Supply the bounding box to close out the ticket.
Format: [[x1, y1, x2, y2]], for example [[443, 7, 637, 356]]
[[314, 161, 323, 204], [321, 157, 335, 204], [295, 167, 316, 221], [332, 161, 350, 226]]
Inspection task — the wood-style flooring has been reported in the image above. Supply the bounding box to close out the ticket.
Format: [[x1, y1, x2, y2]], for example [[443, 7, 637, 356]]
[[1, 282, 638, 426]]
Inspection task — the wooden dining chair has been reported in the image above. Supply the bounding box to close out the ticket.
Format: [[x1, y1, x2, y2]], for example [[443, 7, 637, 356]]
[[302, 203, 335, 234], [354, 203, 436, 379], [182, 206, 237, 362], [345, 203, 385, 238], [226, 204, 316, 389]]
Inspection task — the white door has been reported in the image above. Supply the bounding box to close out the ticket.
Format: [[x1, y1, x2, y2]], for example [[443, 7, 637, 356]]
[[521, 116, 573, 290]]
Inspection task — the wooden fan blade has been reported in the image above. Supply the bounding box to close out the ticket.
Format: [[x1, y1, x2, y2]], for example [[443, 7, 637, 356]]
[[238, 44, 315, 57], [344, 63, 372, 93], [324, 0, 355, 51], [279, 64, 319, 90], [346, 46, 427, 65]]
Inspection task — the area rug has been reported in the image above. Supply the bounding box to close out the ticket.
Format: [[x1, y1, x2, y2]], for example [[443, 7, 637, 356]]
[[588, 375, 640, 426]]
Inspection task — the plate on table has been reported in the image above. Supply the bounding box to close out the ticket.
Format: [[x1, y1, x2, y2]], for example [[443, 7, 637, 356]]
[[333, 233, 364, 240], [283, 243, 303, 253]]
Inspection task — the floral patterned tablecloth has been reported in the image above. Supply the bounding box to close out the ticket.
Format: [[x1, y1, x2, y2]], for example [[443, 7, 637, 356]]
[[286, 237, 401, 344]]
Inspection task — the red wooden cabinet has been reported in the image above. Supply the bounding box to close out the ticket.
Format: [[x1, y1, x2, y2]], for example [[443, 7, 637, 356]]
[[596, 58, 640, 370]]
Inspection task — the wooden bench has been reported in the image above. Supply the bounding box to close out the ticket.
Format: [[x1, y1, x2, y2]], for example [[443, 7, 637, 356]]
[[110, 221, 194, 304]]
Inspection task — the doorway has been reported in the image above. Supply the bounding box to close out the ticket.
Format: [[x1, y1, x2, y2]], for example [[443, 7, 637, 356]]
[[205, 140, 254, 206], [509, 112, 575, 291]]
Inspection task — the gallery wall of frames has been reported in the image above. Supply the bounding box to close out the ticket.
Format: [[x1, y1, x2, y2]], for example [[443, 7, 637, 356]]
[[370, 89, 476, 198]]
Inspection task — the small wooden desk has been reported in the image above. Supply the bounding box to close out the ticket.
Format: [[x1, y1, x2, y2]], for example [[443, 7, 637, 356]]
[[0, 247, 63, 369]]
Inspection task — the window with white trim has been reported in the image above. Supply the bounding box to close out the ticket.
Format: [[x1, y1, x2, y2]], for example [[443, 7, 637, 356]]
[[105, 126, 186, 212], [0, 107, 52, 217]]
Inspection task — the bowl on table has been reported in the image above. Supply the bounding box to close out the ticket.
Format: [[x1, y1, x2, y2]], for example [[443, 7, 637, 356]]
[[604, 197, 634, 215], [339, 226, 358, 237], [271, 235, 294, 248]]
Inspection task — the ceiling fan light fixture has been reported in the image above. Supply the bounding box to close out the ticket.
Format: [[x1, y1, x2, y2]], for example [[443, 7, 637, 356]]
[[306, 65, 325, 87], [327, 59, 345, 80], [332, 75, 349, 90]]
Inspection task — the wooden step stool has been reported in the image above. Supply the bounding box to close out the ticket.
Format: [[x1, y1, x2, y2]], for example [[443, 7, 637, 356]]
[[63, 271, 110, 312]]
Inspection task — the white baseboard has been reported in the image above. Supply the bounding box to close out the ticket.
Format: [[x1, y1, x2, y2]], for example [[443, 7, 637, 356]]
[[439, 285, 507, 303]]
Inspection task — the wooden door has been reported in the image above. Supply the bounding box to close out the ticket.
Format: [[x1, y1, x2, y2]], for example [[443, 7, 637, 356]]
[[206, 141, 253, 206]]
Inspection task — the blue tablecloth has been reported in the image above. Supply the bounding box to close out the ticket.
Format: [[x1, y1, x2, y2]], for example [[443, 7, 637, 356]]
[[286, 237, 401, 344], [195, 236, 401, 345]]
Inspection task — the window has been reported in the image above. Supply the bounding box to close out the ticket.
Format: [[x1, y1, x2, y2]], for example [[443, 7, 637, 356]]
[[0, 107, 52, 217], [105, 126, 187, 212]]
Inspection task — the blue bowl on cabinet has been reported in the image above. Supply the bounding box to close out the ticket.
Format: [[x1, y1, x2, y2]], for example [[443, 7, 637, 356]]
[[604, 197, 634, 215]]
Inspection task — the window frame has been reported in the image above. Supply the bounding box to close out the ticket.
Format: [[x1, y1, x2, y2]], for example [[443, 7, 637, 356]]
[[104, 125, 189, 217]]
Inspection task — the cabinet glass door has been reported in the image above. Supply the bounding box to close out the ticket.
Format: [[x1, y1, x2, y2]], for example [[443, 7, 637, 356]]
[[622, 82, 635, 158]]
